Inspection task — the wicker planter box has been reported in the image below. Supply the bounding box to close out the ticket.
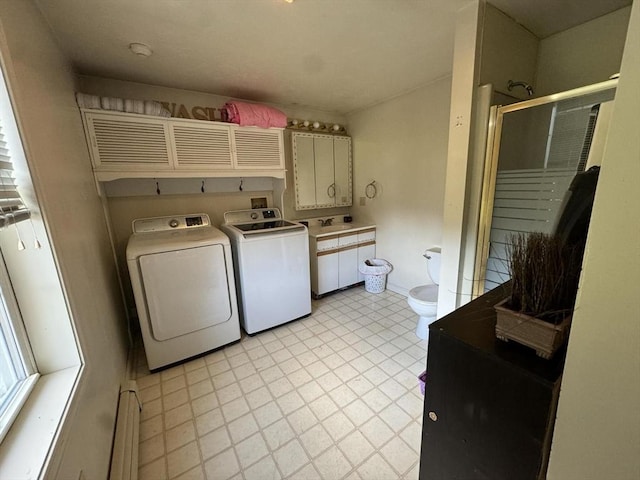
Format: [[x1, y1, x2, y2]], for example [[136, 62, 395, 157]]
[[494, 298, 572, 359]]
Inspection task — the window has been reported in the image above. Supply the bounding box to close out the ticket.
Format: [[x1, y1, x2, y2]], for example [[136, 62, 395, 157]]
[[0, 254, 38, 442], [0, 69, 38, 443]]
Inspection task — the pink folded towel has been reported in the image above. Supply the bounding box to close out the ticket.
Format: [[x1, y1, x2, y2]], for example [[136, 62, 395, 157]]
[[224, 101, 287, 128]]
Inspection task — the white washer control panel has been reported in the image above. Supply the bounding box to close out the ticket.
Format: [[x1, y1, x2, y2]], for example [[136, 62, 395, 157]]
[[223, 208, 281, 224]]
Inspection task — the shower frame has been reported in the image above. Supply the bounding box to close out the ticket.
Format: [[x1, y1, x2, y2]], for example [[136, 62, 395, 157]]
[[472, 78, 618, 299]]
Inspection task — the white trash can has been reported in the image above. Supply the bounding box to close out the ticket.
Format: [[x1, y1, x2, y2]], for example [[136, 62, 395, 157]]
[[359, 259, 393, 294]]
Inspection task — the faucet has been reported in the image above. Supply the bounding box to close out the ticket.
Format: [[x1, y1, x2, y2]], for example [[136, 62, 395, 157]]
[[318, 218, 334, 227]]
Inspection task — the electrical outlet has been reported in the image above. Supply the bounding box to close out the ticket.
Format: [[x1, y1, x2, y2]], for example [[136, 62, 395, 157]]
[[359, 197, 366, 206]]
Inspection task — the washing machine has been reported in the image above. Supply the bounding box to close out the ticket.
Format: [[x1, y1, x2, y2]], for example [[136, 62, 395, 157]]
[[126, 213, 240, 370], [221, 208, 311, 334]]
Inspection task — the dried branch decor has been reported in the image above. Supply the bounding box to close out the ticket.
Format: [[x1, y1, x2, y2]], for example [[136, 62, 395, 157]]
[[506, 232, 581, 324]]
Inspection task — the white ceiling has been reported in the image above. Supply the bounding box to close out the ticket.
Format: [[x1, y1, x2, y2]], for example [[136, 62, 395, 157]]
[[35, 0, 632, 115]]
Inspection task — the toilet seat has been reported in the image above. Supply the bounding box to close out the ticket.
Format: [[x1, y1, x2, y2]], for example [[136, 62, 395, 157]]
[[408, 284, 438, 305]]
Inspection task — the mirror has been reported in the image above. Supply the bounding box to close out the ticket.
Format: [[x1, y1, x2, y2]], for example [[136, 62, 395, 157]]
[[292, 132, 352, 210]]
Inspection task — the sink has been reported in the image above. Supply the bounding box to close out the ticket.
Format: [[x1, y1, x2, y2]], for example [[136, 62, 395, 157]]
[[307, 222, 375, 237], [321, 224, 357, 232]]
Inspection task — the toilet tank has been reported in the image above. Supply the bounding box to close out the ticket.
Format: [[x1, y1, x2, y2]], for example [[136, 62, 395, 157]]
[[426, 247, 441, 285]]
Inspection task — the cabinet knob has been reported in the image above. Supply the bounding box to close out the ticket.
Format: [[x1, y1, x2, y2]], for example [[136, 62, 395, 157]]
[[428, 411, 438, 422]]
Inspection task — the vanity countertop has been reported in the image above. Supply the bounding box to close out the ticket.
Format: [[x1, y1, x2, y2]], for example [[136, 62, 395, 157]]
[[307, 222, 376, 238]]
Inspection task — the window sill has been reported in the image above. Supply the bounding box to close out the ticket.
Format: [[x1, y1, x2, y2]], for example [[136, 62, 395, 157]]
[[0, 365, 82, 478]]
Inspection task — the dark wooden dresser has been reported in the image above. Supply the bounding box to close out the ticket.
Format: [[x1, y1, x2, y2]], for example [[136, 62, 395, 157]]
[[419, 285, 566, 480]]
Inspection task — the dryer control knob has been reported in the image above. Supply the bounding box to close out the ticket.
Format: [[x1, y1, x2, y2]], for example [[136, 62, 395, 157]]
[[250, 212, 259, 220], [169, 219, 179, 228]]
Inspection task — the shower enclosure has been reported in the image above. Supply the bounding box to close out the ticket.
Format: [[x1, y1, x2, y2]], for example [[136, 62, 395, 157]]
[[473, 79, 617, 296]]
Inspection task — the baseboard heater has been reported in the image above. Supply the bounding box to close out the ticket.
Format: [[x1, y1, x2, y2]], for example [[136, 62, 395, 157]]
[[109, 380, 142, 480]]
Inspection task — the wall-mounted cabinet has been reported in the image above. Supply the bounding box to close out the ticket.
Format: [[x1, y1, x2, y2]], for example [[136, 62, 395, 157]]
[[291, 132, 352, 210], [81, 109, 285, 181]]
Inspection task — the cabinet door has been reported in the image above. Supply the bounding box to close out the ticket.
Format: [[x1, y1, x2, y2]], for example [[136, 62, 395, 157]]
[[291, 132, 352, 210], [233, 127, 284, 169], [314, 135, 336, 207], [317, 252, 339, 295], [84, 112, 172, 170], [421, 332, 557, 480], [338, 246, 359, 288], [293, 134, 317, 208], [334, 136, 352, 206], [170, 122, 233, 169]]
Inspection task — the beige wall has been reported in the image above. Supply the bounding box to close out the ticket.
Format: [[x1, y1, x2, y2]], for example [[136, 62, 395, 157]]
[[536, 6, 631, 96], [347, 77, 451, 293], [547, 1, 640, 478], [0, 1, 128, 478], [480, 2, 538, 100]]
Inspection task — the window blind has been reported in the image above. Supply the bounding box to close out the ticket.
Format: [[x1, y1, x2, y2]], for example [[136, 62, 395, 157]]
[[0, 121, 29, 228]]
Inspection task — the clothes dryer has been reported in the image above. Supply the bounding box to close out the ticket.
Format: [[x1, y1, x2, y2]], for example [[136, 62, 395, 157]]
[[126, 213, 240, 370]]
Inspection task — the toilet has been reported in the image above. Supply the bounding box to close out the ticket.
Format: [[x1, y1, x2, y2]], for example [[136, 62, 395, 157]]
[[407, 247, 441, 341]]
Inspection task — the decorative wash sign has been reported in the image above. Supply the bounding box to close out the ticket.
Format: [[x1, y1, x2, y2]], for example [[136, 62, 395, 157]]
[[159, 102, 227, 122]]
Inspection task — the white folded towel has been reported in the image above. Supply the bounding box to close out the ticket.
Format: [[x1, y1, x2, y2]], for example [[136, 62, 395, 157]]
[[75, 93, 170, 117]]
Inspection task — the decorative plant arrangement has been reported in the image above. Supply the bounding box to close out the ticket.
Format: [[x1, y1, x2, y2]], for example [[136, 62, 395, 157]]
[[495, 232, 583, 359]]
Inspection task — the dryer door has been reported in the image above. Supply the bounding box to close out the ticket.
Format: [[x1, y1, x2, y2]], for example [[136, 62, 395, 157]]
[[139, 244, 232, 341]]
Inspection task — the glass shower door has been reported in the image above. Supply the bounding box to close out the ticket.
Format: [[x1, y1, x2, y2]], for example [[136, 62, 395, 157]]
[[474, 83, 616, 296]]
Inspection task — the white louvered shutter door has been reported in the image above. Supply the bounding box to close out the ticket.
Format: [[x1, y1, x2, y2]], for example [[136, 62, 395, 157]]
[[233, 127, 284, 169], [86, 113, 172, 169], [170, 123, 233, 169]]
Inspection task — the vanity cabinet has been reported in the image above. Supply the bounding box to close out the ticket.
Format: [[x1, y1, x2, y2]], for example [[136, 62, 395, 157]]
[[310, 227, 375, 297], [81, 109, 285, 181], [291, 131, 352, 210], [420, 285, 565, 480]]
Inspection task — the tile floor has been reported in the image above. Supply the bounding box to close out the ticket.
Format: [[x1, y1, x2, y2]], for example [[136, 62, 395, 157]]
[[135, 287, 427, 480]]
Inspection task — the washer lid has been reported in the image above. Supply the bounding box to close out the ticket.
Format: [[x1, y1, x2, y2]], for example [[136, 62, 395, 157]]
[[126, 224, 229, 260], [222, 208, 305, 237]]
